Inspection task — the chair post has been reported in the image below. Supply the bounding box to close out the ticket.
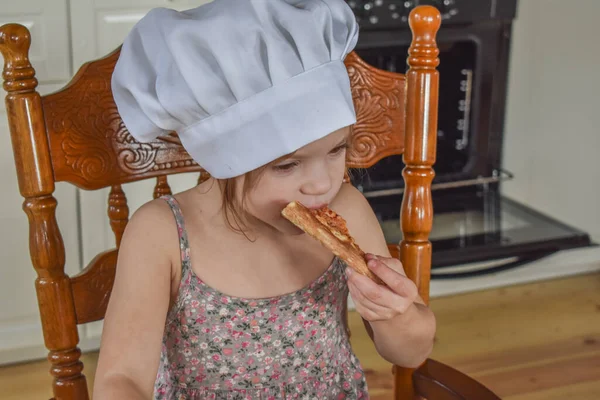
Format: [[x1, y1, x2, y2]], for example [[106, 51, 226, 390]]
[[0, 24, 89, 400], [395, 6, 441, 399]]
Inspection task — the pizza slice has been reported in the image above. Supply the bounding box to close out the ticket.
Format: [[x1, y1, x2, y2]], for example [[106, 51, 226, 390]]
[[281, 201, 386, 286]]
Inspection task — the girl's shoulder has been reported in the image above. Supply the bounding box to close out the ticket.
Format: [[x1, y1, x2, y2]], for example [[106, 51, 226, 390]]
[[129, 189, 215, 245], [123, 196, 182, 257], [129, 195, 180, 233]]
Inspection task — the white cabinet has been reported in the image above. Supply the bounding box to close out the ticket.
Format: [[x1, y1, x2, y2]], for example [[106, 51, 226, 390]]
[[0, 0, 70, 83], [70, 0, 212, 73]]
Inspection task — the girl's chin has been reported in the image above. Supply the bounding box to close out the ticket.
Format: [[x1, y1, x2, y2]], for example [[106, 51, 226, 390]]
[[276, 220, 305, 236], [247, 213, 305, 236]]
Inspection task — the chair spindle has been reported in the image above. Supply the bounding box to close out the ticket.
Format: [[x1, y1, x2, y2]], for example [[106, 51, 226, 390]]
[[108, 184, 129, 247], [153, 175, 172, 199]]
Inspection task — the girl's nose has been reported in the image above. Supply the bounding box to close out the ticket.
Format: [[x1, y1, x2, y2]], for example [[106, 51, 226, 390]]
[[300, 166, 333, 196]]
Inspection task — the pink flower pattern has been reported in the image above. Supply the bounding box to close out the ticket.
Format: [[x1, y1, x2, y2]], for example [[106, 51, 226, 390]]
[[155, 196, 369, 399]]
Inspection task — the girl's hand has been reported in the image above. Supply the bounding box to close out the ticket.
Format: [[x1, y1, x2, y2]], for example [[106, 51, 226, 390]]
[[346, 253, 419, 322]]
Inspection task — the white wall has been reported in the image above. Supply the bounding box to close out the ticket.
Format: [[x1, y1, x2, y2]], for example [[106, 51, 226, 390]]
[[502, 0, 600, 241]]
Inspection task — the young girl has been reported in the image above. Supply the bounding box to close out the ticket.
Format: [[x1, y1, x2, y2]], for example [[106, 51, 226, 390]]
[[94, 0, 436, 398]]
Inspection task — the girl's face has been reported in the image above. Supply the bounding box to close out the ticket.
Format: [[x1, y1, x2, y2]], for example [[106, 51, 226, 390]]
[[242, 127, 351, 235]]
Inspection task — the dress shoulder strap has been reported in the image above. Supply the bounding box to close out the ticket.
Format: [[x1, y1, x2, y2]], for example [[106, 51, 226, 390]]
[[160, 194, 191, 274]]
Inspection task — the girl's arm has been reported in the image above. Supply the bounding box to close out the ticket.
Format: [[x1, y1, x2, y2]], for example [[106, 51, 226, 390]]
[[92, 200, 178, 399]]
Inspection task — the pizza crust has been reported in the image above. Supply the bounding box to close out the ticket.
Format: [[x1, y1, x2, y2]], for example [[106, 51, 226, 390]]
[[281, 201, 386, 286]]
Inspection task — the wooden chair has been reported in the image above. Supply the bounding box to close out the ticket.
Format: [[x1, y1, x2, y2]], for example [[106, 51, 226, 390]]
[[0, 5, 500, 400]]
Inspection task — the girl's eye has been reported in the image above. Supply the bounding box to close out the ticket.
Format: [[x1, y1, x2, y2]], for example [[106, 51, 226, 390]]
[[272, 143, 349, 172], [330, 143, 350, 155], [273, 161, 299, 172]]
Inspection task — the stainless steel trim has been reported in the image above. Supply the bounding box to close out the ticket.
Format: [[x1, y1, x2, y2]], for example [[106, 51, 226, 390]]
[[362, 169, 513, 198]]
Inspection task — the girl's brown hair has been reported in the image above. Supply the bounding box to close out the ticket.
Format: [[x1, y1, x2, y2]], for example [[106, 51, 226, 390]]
[[217, 166, 267, 239]]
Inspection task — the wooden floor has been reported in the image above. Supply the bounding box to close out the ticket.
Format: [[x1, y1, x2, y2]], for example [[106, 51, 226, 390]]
[[1, 272, 599, 399]]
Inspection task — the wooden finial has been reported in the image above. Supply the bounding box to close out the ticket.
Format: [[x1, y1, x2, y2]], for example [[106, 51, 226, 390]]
[[408, 6, 442, 70], [0, 23, 38, 92]]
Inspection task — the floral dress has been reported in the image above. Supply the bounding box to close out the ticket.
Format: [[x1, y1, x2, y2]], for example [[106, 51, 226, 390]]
[[154, 195, 369, 399]]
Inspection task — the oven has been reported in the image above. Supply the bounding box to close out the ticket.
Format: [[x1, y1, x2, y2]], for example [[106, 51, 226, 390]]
[[346, 0, 593, 277]]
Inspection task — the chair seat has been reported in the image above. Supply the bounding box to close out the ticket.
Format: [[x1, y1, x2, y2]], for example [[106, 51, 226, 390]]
[[414, 359, 501, 400]]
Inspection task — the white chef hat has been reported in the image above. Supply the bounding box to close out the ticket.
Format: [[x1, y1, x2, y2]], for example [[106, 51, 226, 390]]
[[111, 0, 359, 179]]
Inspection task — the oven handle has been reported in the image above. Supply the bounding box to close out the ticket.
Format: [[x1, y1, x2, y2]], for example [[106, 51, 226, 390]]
[[362, 169, 514, 198], [429, 249, 559, 280]]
